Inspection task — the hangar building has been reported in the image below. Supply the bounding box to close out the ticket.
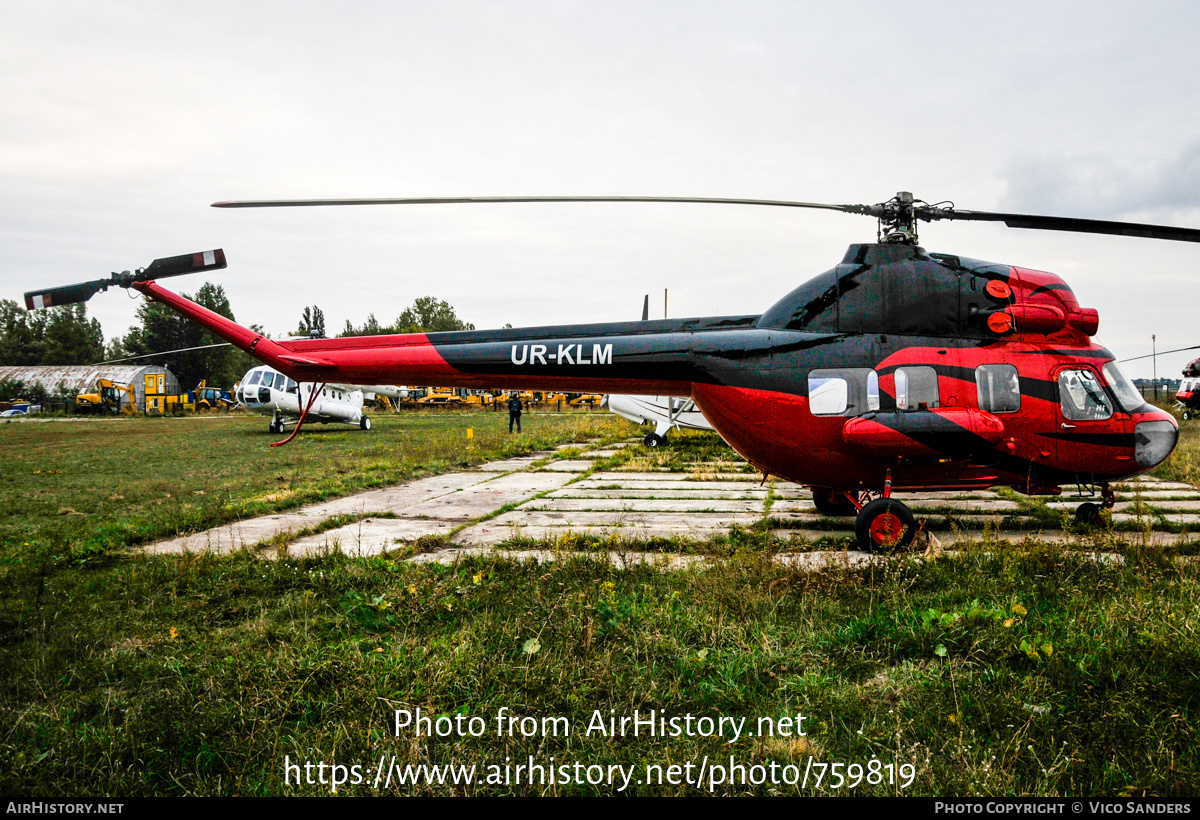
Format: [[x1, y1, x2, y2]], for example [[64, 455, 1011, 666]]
[[0, 365, 180, 413]]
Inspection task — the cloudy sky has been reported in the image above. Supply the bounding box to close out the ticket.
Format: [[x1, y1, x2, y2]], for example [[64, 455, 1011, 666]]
[[3, 0, 1199, 379]]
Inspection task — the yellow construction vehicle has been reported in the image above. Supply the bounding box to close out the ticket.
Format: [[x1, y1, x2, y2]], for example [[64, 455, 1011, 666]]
[[532, 391, 570, 408], [191, 380, 236, 411], [415, 387, 465, 406], [566, 393, 604, 408], [76, 379, 136, 415], [461, 390, 496, 406]]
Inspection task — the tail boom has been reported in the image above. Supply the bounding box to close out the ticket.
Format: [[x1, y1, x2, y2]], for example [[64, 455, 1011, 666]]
[[134, 281, 698, 395]]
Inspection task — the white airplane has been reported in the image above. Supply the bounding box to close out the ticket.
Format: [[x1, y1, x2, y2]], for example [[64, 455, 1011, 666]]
[[359, 384, 410, 406], [237, 364, 396, 434], [605, 295, 716, 447], [607, 394, 713, 447]]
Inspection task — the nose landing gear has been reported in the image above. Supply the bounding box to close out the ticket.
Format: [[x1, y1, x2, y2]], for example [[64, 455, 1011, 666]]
[[1074, 483, 1116, 527]]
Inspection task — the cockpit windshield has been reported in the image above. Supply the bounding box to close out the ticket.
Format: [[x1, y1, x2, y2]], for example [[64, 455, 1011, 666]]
[[1102, 361, 1146, 413], [246, 371, 263, 386]]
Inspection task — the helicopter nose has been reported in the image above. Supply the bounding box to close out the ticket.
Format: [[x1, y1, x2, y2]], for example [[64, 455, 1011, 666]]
[[1135, 418, 1178, 468]]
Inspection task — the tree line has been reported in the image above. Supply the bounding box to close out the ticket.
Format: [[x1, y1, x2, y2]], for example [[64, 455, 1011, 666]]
[[331, 296, 474, 337]]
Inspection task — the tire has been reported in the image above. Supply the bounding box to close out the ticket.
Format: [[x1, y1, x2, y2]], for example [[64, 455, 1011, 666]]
[[644, 433, 664, 447], [855, 498, 917, 553], [1074, 502, 1103, 526], [1184, 410, 1192, 421], [812, 487, 857, 516], [360, 416, 372, 431]]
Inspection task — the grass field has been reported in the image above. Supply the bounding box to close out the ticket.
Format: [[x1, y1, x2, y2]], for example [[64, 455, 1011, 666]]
[[1, 410, 1198, 796]]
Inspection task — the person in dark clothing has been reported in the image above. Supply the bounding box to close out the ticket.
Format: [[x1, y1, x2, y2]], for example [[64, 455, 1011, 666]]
[[507, 393, 522, 433]]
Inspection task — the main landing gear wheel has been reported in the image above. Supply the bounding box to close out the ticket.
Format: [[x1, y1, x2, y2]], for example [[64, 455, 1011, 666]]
[[855, 498, 917, 554], [1184, 410, 1193, 421], [644, 433, 665, 447], [812, 488, 857, 517], [360, 416, 372, 431], [1074, 502, 1104, 527]]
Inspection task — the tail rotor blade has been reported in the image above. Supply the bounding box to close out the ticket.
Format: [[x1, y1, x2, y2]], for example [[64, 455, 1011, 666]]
[[24, 249, 227, 311], [141, 249, 227, 280], [24, 280, 107, 310]]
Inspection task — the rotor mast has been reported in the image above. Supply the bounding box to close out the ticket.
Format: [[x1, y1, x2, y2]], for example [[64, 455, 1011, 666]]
[[876, 191, 919, 244]]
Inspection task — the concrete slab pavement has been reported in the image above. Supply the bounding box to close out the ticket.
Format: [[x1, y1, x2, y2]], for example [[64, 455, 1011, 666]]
[[143, 434, 1200, 559]]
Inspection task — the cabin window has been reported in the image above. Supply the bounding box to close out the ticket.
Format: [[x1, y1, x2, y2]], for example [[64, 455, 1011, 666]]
[[867, 370, 880, 411], [976, 364, 1021, 413], [1059, 368, 1113, 421], [286, 378, 298, 394], [809, 377, 847, 415], [895, 366, 940, 410], [808, 368, 875, 417]]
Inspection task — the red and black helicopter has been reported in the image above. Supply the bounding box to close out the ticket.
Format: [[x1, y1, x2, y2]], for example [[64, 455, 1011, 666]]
[[24, 192, 1189, 551], [1177, 357, 1200, 420], [1119, 344, 1200, 419]]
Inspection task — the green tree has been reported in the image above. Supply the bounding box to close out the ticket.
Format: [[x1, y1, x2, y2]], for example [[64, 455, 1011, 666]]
[[42, 304, 104, 365], [0, 300, 42, 365], [102, 336, 128, 363], [0, 300, 103, 366], [297, 306, 327, 339], [0, 378, 27, 401], [228, 323, 267, 387], [123, 283, 240, 389], [394, 296, 475, 333], [336, 297, 475, 336], [337, 299, 474, 337], [338, 313, 384, 338]]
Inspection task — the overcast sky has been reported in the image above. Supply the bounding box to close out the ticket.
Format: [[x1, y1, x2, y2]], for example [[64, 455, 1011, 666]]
[[3, 0, 1199, 379]]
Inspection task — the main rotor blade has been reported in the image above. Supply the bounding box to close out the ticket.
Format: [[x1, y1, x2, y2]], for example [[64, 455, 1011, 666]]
[[212, 194, 1200, 244], [211, 195, 862, 213], [933, 208, 1200, 243]]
